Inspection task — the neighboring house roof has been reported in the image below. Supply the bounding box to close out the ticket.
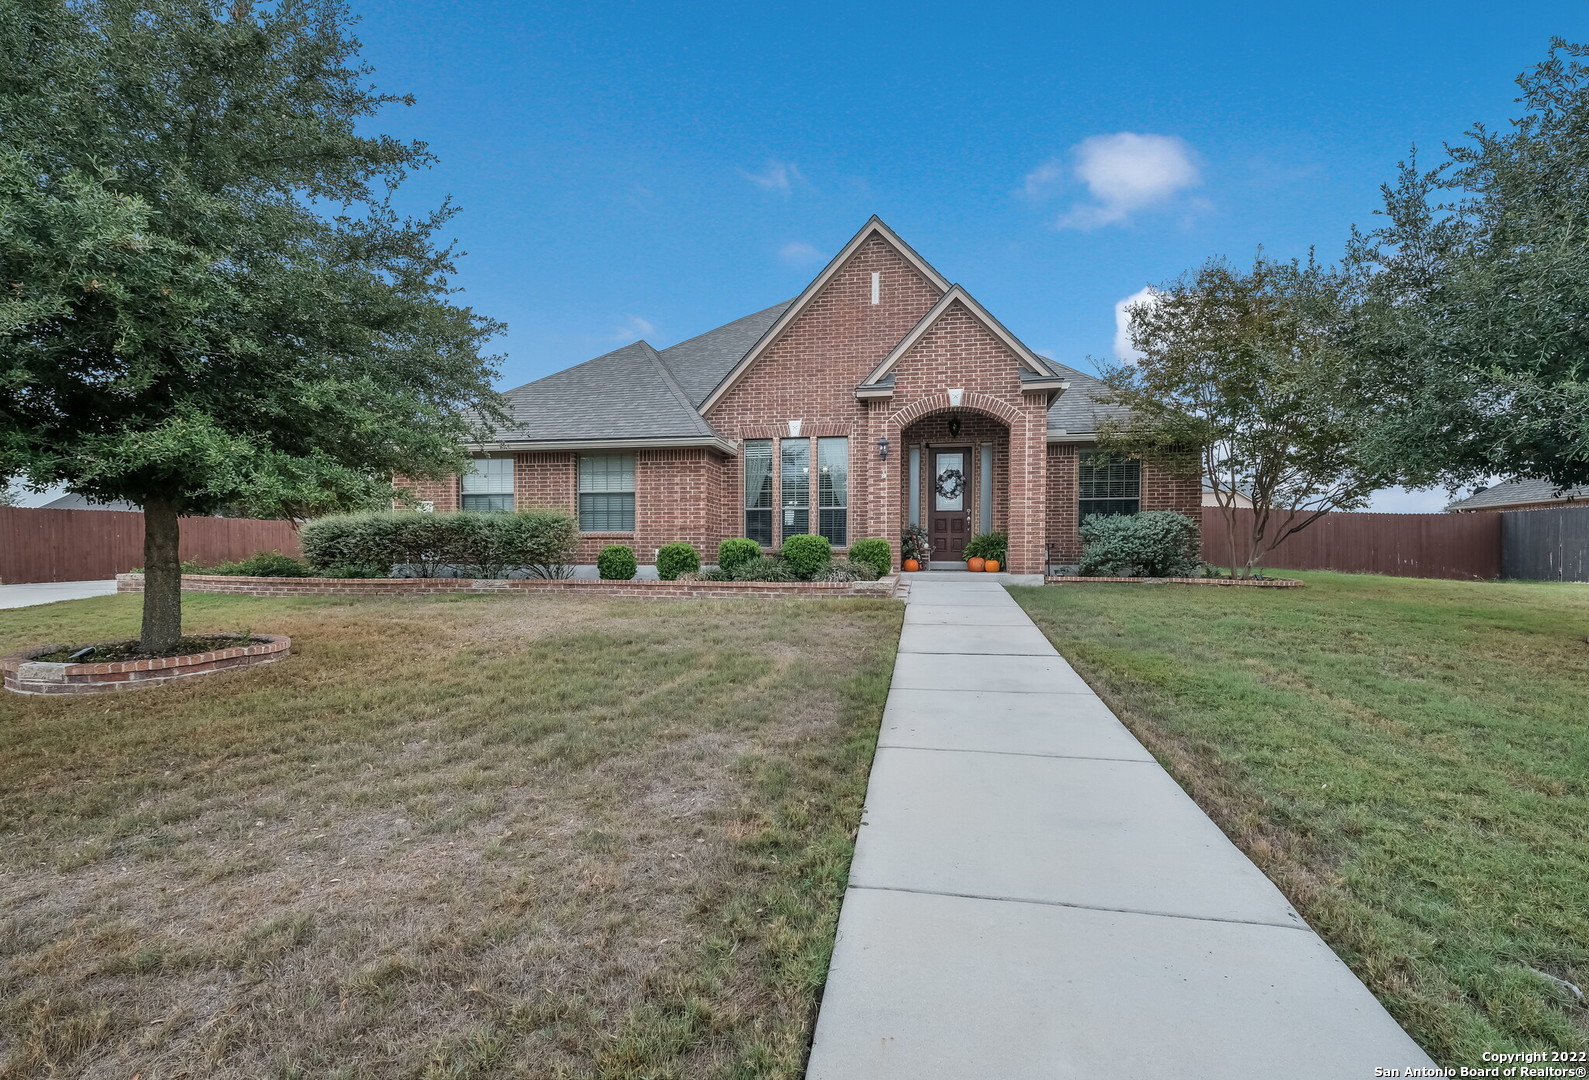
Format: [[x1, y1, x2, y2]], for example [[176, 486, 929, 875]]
[[1446, 479, 1589, 511], [41, 493, 140, 512], [487, 340, 724, 448]]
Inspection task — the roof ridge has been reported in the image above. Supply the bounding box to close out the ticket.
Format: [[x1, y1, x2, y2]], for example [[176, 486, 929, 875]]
[[640, 340, 717, 439]]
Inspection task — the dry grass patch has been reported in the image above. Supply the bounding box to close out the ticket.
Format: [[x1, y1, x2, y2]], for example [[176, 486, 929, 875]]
[[0, 591, 900, 1079]]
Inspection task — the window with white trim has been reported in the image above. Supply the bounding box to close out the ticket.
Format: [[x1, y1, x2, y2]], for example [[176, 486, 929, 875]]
[[744, 440, 773, 544], [780, 439, 810, 539], [461, 457, 513, 512], [818, 437, 848, 546], [578, 452, 635, 532], [1078, 452, 1140, 522]]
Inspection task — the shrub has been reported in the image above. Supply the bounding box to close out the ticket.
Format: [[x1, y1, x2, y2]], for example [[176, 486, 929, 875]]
[[780, 534, 832, 580], [1079, 512, 1200, 578], [300, 510, 577, 578], [820, 558, 881, 583], [717, 537, 762, 573], [655, 542, 700, 581], [724, 555, 794, 582], [198, 551, 312, 577], [848, 538, 892, 578], [316, 563, 386, 579], [962, 531, 1008, 566], [597, 544, 638, 580]]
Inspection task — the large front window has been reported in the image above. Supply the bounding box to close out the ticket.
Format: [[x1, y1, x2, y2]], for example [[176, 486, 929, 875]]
[[818, 437, 848, 546], [461, 457, 513, 512], [780, 439, 810, 539], [1078, 452, 1140, 521], [578, 452, 635, 531], [744, 439, 773, 544]]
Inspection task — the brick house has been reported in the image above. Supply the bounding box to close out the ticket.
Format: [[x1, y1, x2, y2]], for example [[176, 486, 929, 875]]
[[401, 218, 1199, 575]]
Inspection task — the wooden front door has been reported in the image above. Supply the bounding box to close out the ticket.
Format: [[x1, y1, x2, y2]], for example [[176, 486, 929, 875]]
[[930, 448, 971, 563]]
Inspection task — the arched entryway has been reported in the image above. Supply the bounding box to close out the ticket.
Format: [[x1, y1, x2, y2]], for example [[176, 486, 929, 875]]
[[898, 408, 1010, 566]]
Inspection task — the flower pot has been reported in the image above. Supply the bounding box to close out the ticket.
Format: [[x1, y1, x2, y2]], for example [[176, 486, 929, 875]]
[[904, 558, 920, 572], [984, 559, 1000, 573], [967, 557, 985, 572]]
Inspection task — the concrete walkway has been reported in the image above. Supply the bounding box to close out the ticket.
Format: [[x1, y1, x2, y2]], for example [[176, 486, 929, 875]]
[[0, 579, 117, 610], [806, 574, 1434, 1079]]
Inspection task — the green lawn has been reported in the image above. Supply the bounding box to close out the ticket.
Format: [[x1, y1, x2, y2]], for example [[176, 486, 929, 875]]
[[0, 592, 900, 1080], [1012, 572, 1589, 1065]]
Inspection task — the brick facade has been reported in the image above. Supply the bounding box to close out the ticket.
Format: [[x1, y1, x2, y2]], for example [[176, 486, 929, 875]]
[[397, 224, 1201, 575]]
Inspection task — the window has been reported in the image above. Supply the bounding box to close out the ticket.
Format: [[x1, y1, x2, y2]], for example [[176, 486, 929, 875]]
[[578, 452, 635, 531], [461, 457, 513, 512], [780, 439, 809, 539], [1078, 452, 1140, 521], [818, 437, 848, 546], [744, 440, 773, 544]]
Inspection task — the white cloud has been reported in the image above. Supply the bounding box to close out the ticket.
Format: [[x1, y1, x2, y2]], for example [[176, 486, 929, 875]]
[[608, 315, 655, 342], [1362, 487, 1461, 513], [739, 160, 806, 196], [1028, 133, 1200, 230], [1113, 286, 1158, 361], [779, 241, 823, 267]]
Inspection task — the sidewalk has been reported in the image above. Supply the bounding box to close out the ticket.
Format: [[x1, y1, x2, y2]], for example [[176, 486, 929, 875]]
[[806, 575, 1435, 1079], [0, 579, 118, 610]]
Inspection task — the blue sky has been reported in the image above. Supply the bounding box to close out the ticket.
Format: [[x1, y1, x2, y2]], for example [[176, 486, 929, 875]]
[[12, 1, 1583, 509]]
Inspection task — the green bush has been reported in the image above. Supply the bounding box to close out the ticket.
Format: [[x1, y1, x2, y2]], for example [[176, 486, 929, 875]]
[[1079, 512, 1200, 577], [198, 551, 312, 577], [316, 563, 386, 579], [300, 510, 576, 578], [779, 534, 832, 580], [721, 555, 794, 582], [848, 538, 892, 578], [717, 537, 762, 573], [655, 542, 700, 581], [962, 531, 1009, 565], [597, 544, 638, 580]]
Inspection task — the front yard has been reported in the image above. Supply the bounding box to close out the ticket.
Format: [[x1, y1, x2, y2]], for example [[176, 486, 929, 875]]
[[1013, 572, 1589, 1065], [0, 592, 900, 1079]]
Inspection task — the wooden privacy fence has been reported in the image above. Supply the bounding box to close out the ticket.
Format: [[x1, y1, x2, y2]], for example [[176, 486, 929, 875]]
[[0, 507, 300, 584], [1200, 508, 1502, 580], [1501, 506, 1589, 582]]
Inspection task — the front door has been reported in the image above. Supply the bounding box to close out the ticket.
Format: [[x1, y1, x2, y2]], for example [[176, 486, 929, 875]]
[[930, 448, 971, 563]]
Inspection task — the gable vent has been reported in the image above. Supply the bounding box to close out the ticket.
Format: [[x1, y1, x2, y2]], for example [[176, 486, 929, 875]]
[[871, 272, 880, 305]]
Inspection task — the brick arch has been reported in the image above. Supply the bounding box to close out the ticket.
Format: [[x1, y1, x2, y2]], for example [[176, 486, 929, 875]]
[[887, 391, 1021, 433]]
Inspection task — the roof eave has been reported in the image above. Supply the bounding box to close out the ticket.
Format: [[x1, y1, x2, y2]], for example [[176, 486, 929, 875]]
[[468, 435, 739, 455]]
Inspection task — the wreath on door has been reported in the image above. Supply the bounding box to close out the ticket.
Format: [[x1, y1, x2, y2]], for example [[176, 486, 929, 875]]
[[934, 468, 965, 501]]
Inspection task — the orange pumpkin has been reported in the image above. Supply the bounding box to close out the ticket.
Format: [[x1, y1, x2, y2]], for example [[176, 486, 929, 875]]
[[904, 558, 920, 572], [967, 557, 986, 572], [984, 559, 1001, 573]]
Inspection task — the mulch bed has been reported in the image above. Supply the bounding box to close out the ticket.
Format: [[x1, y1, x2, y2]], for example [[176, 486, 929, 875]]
[[31, 634, 263, 663]]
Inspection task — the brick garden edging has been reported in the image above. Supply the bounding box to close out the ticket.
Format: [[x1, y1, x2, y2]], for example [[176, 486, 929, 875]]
[[1043, 575, 1303, 587], [115, 572, 901, 600], [3, 634, 290, 696]]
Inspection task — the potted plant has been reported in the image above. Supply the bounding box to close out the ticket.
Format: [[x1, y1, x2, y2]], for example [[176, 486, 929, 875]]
[[963, 531, 1008, 574], [901, 524, 930, 573]]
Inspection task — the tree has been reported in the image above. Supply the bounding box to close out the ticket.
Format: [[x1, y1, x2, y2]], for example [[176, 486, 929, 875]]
[[1098, 253, 1382, 577], [0, 0, 503, 651], [1347, 38, 1589, 492]]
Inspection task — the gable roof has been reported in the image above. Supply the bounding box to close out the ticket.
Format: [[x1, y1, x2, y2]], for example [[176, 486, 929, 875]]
[[858, 285, 1059, 389], [488, 339, 725, 447], [1042, 360, 1132, 437], [657, 300, 793, 408], [697, 216, 953, 413], [1446, 478, 1589, 511]]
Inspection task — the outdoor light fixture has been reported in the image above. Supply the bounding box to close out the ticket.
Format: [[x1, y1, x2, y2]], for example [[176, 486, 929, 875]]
[[948, 414, 962, 437], [877, 436, 890, 460]]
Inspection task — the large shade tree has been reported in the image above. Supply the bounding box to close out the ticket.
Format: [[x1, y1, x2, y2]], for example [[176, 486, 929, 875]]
[[1099, 253, 1383, 576], [0, 0, 502, 650], [1347, 37, 1589, 492]]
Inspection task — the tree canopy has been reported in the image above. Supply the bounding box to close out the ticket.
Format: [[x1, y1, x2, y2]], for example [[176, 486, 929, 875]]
[[0, 0, 503, 648]]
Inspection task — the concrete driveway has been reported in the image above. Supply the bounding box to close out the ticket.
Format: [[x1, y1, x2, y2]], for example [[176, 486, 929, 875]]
[[0, 580, 118, 610]]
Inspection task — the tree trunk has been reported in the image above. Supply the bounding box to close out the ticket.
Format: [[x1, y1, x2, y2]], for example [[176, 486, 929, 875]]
[[141, 496, 183, 653]]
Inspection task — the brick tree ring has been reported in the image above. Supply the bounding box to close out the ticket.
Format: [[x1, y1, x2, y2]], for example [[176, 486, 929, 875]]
[[1, 634, 291, 696]]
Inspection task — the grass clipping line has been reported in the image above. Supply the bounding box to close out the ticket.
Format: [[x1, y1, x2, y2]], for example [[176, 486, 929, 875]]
[[0, 591, 901, 1079]]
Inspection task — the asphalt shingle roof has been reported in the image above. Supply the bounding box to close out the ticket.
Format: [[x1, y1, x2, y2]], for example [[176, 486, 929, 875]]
[[1446, 478, 1589, 511], [492, 340, 718, 443], [657, 300, 795, 408], [1042, 360, 1130, 435]]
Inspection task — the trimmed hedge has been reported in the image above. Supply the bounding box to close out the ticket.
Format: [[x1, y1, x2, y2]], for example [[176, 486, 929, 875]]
[[717, 537, 762, 573], [1079, 512, 1200, 578], [656, 542, 700, 581], [300, 510, 577, 579], [596, 544, 637, 580], [848, 538, 892, 578], [780, 534, 832, 580]]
